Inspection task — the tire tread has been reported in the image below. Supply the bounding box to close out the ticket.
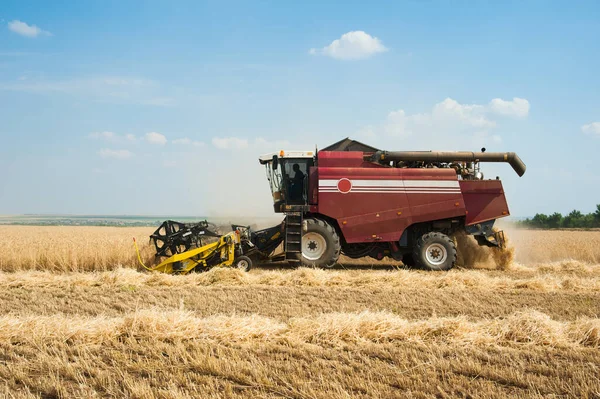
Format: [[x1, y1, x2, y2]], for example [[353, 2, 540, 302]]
[[302, 218, 341, 268]]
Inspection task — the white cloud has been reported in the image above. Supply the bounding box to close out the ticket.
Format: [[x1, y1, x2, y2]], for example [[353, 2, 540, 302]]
[[489, 97, 530, 118], [212, 137, 249, 150], [310, 31, 388, 60], [582, 122, 600, 136], [172, 138, 191, 145], [356, 126, 377, 140], [432, 98, 495, 129], [88, 131, 136, 142], [385, 109, 410, 137], [145, 132, 167, 145], [98, 149, 133, 160], [473, 131, 503, 145], [384, 98, 495, 138], [8, 20, 51, 38], [173, 137, 204, 147], [253, 137, 291, 149], [0, 76, 175, 107], [364, 96, 530, 150], [89, 131, 116, 140], [211, 137, 292, 150]]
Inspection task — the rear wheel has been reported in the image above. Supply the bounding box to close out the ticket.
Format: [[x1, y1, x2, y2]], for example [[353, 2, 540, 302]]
[[413, 232, 456, 271], [234, 255, 252, 272], [299, 219, 341, 268]]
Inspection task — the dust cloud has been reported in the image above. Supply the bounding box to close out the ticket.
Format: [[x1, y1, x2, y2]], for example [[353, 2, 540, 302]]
[[455, 230, 515, 270]]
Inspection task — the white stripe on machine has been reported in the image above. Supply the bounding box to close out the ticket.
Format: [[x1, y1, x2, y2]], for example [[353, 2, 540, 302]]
[[318, 179, 461, 194], [319, 179, 459, 188]]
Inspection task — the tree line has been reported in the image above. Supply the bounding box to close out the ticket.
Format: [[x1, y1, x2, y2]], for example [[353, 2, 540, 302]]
[[517, 205, 600, 229]]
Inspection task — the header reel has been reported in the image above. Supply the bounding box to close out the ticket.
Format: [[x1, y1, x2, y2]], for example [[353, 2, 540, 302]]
[[134, 219, 287, 275], [135, 220, 254, 275], [150, 220, 220, 258]]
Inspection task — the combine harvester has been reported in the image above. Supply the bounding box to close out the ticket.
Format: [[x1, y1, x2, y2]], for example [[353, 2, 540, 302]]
[[138, 138, 525, 273]]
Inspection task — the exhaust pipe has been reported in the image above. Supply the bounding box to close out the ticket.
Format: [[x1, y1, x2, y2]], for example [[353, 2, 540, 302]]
[[370, 151, 526, 177]]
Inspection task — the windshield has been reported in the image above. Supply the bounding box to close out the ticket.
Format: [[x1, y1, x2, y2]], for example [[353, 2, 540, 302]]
[[265, 162, 283, 195]]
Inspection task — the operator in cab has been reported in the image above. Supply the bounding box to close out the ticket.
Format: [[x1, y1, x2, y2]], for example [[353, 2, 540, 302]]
[[290, 163, 305, 201]]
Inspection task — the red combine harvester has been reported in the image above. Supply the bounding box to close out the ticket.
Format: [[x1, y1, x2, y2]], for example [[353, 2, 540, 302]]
[[258, 138, 526, 271]]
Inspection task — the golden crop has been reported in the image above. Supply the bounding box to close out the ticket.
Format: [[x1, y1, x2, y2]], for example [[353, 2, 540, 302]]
[[0, 226, 155, 272]]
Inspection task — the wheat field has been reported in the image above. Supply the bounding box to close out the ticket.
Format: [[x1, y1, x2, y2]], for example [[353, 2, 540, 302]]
[[1, 225, 600, 398]]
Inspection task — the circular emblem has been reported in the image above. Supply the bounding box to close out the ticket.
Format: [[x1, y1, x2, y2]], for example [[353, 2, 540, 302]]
[[337, 178, 352, 194]]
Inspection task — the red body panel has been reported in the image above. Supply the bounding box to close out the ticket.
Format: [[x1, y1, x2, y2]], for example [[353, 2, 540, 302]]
[[314, 151, 509, 243], [460, 180, 510, 225]]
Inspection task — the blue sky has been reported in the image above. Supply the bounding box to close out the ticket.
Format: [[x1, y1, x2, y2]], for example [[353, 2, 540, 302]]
[[1, 0, 599, 217]]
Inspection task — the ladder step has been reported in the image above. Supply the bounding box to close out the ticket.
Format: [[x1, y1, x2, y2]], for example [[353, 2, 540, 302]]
[[285, 214, 303, 253]]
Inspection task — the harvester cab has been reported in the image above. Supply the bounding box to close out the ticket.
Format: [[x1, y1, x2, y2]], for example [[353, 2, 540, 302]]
[[259, 150, 316, 258], [259, 151, 315, 211]]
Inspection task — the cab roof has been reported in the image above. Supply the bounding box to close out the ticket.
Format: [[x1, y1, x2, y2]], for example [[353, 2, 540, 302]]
[[258, 150, 314, 164]]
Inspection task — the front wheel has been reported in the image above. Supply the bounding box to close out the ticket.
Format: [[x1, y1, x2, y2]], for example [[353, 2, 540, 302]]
[[234, 255, 252, 272], [298, 219, 341, 268], [413, 232, 456, 271]]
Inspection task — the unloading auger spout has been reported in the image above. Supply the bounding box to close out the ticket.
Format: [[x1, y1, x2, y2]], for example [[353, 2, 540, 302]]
[[370, 151, 527, 177]]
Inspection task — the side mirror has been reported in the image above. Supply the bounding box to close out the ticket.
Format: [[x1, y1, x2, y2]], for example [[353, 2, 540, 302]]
[[272, 155, 279, 170]]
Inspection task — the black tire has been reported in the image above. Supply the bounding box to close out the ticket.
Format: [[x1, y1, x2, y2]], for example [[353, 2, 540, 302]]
[[401, 254, 416, 267], [298, 219, 341, 268], [413, 232, 456, 271], [234, 255, 252, 272]]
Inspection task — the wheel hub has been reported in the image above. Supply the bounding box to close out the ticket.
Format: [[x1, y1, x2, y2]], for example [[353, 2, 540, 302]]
[[425, 243, 448, 266], [302, 232, 327, 261]]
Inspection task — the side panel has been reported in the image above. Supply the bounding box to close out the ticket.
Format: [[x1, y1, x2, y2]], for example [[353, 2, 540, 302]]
[[317, 166, 466, 243], [460, 180, 510, 225]]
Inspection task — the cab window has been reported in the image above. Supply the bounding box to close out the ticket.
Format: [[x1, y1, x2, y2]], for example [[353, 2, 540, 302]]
[[282, 159, 311, 204]]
